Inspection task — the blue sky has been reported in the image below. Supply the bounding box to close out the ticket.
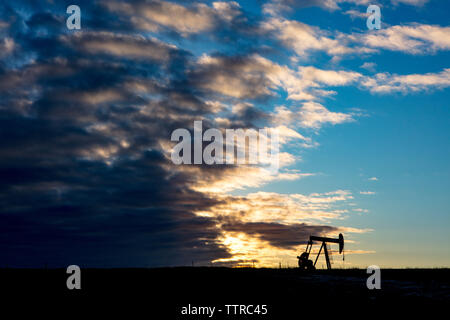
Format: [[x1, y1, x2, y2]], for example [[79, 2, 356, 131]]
[[302, 1, 450, 267], [271, 1, 450, 267], [206, 0, 450, 267], [0, 0, 448, 268]]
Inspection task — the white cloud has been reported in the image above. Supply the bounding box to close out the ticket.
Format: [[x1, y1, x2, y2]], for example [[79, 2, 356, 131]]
[[264, 17, 450, 58], [368, 177, 378, 181], [191, 166, 314, 193], [363, 68, 450, 93], [275, 125, 310, 143], [262, 17, 374, 57], [197, 190, 356, 224], [212, 1, 242, 22], [196, 54, 366, 101], [0, 20, 9, 29], [363, 24, 450, 54], [360, 62, 376, 72], [62, 32, 176, 61], [263, 0, 373, 16], [274, 102, 354, 129], [263, 0, 340, 16], [103, 0, 242, 35], [298, 102, 354, 129], [299, 66, 362, 86], [360, 191, 376, 195], [392, 0, 428, 6], [344, 9, 368, 19], [0, 38, 14, 57]]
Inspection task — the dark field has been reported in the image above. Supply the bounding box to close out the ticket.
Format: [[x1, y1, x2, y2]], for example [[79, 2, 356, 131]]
[[2, 267, 449, 317]]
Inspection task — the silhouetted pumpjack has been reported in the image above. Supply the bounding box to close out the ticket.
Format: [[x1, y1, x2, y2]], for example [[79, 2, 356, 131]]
[[297, 233, 344, 270]]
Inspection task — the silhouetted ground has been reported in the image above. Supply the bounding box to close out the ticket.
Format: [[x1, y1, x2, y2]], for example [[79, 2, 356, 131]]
[[1, 267, 449, 317]]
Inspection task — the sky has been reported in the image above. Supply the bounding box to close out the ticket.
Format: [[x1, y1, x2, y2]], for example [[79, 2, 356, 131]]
[[0, 0, 449, 268]]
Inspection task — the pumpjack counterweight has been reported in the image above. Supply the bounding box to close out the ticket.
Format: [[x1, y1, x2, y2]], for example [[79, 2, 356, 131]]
[[297, 233, 344, 270]]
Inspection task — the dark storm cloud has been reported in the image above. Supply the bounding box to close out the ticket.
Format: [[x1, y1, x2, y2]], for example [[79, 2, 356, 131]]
[[0, 141, 231, 267], [0, 0, 338, 267], [0, 1, 231, 267], [101, 0, 249, 34], [62, 31, 180, 62], [222, 221, 338, 249], [189, 54, 275, 100], [100, 0, 263, 54], [25, 12, 63, 32]]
